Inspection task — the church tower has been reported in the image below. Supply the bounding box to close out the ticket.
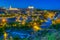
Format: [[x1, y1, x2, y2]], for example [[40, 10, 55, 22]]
[[10, 5, 12, 9], [9, 5, 18, 10]]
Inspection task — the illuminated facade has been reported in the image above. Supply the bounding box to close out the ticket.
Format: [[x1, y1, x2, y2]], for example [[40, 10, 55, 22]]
[[9, 5, 19, 10]]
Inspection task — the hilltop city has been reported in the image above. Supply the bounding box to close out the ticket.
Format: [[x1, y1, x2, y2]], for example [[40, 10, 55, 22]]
[[0, 5, 60, 26], [0, 6, 60, 40]]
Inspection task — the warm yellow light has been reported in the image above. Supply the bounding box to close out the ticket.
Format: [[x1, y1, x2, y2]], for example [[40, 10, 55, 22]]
[[55, 19, 60, 23], [47, 13, 55, 19], [2, 18, 6, 22], [52, 20, 56, 24], [33, 22, 42, 31], [33, 22, 37, 25], [22, 21, 25, 25], [33, 25, 41, 31], [40, 20, 44, 22], [4, 32, 8, 39]]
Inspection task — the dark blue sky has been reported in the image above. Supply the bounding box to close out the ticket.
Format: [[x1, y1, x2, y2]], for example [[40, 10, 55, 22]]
[[0, 0, 60, 10]]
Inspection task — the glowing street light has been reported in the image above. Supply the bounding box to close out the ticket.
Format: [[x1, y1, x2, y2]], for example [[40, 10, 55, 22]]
[[2, 18, 7, 23], [4, 32, 8, 40]]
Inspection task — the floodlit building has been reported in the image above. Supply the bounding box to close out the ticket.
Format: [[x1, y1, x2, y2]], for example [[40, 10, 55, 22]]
[[28, 6, 34, 9], [8, 5, 19, 13], [9, 5, 19, 10]]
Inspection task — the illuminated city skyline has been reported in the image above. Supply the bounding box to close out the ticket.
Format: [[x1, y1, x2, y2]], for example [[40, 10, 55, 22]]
[[0, 0, 60, 10]]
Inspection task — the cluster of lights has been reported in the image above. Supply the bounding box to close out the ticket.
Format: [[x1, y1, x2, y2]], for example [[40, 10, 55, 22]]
[[32, 22, 42, 31]]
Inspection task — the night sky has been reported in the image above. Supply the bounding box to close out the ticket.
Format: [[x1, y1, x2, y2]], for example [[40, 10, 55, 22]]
[[0, 0, 60, 10]]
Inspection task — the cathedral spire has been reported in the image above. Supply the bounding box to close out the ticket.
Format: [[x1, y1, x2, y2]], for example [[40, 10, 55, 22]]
[[9, 5, 18, 10], [10, 5, 12, 9]]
